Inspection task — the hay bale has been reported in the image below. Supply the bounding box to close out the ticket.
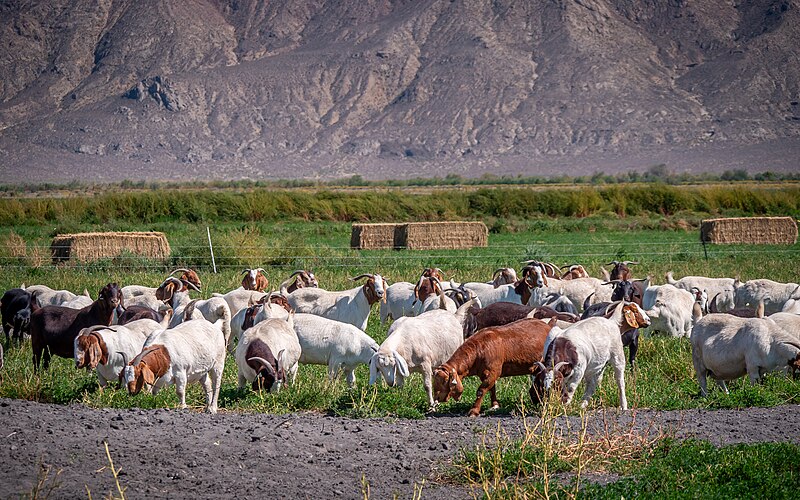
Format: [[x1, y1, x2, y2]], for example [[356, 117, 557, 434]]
[[700, 217, 798, 245], [51, 232, 171, 263], [350, 224, 402, 250], [400, 221, 488, 250]]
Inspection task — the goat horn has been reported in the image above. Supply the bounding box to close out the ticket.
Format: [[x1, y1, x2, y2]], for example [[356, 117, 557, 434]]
[[168, 268, 191, 276], [535, 361, 546, 372], [247, 356, 272, 367], [602, 280, 621, 285], [288, 270, 305, 278], [553, 361, 570, 371], [622, 261, 639, 265], [184, 280, 201, 292], [255, 268, 266, 274], [349, 274, 373, 281], [241, 269, 251, 275]]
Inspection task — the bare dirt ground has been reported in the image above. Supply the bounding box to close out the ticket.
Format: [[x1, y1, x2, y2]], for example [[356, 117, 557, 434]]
[[1, 399, 799, 499]]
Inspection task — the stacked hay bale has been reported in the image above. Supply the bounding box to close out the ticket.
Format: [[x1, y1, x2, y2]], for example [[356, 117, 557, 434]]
[[350, 222, 488, 250], [51, 232, 171, 263], [350, 223, 402, 250], [400, 222, 488, 250], [700, 217, 798, 245]]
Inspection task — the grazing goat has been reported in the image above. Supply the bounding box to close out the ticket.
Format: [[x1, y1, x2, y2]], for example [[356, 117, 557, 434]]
[[74, 314, 169, 388], [287, 273, 386, 331], [2, 288, 31, 344], [643, 284, 695, 337], [433, 317, 556, 416], [530, 302, 645, 410], [370, 302, 474, 407], [278, 270, 319, 295], [691, 314, 800, 396], [123, 317, 226, 413], [293, 313, 379, 386], [734, 279, 800, 315], [236, 314, 301, 392], [666, 272, 735, 312], [241, 268, 269, 292], [29, 283, 123, 371]]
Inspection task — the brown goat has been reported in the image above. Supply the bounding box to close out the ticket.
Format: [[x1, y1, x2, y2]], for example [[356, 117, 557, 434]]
[[241, 268, 269, 292], [279, 270, 319, 294], [463, 302, 535, 338], [607, 261, 637, 281], [559, 264, 589, 280], [29, 283, 123, 371], [122, 345, 172, 395], [433, 317, 556, 416], [168, 268, 202, 292]]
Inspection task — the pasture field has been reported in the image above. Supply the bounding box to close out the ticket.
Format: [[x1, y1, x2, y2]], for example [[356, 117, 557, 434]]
[[1, 216, 799, 419]]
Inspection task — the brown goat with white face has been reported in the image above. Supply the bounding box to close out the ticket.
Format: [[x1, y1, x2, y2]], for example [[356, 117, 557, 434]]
[[559, 264, 589, 280], [279, 270, 320, 295], [241, 268, 269, 292]]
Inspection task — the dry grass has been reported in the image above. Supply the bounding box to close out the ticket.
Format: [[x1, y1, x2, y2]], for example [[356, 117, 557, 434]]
[[401, 221, 488, 250]]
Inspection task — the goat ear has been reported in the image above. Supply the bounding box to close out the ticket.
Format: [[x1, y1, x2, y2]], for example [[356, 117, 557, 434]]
[[394, 351, 410, 378], [142, 365, 155, 386], [368, 354, 379, 385], [624, 307, 639, 328]]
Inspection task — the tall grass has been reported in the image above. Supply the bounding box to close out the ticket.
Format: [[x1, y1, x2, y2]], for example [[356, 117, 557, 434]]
[[0, 185, 798, 226]]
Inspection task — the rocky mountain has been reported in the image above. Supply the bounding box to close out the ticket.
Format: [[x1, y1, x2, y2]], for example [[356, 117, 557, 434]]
[[0, 0, 798, 184]]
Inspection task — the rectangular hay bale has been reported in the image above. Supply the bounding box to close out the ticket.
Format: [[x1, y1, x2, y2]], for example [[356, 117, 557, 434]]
[[51, 231, 171, 263], [350, 223, 402, 250], [399, 221, 488, 250], [700, 217, 798, 245]]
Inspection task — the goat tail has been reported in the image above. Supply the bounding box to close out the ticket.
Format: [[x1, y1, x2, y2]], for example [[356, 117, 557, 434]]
[[665, 271, 676, 285], [219, 302, 232, 346]]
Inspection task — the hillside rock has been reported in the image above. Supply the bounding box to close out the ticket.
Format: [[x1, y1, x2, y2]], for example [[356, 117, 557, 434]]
[[0, 0, 798, 183]]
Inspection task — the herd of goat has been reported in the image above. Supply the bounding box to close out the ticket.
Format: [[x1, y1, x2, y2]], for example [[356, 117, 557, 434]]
[[1, 261, 799, 415]]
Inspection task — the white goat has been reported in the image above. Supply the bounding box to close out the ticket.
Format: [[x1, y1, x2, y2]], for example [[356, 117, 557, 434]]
[[74, 315, 169, 387], [122, 318, 227, 413], [287, 273, 386, 331], [643, 284, 695, 337], [236, 314, 301, 391], [462, 281, 527, 307], [159, 277, 232, 345], [532, 302, 639, 410], [666, 272, 735, 312], [691, 314, 800, 396], [528, 277, 612, 313], [61, 290, 93, 309], [734, 279, 800, 315], [379, 281, 416, 324], [23, 284, 77, 307], [212, 287, 266, 317], [292, 313, 379, 386], [370, 301, 473, 407]]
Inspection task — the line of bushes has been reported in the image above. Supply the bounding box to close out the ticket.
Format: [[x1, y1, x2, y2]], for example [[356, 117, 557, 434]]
[[0, 184, 798, 226]]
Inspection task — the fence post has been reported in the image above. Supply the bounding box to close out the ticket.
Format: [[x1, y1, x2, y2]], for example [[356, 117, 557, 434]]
[[207, 226, 217, 273]]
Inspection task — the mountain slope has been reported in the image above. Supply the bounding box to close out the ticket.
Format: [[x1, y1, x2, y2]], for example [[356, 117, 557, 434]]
[[0, 0, 798, 183]]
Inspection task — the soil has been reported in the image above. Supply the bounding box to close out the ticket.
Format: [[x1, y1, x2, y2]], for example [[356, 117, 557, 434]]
[[1, 399, 799, 499]]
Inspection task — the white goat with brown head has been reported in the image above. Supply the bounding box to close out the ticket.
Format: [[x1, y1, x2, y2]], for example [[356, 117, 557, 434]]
[[287, 273, 387, 331], [241, 268, 269, 292]]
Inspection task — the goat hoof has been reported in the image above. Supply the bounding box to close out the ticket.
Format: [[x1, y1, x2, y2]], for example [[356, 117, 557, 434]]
[[467, 409, 481, 417]]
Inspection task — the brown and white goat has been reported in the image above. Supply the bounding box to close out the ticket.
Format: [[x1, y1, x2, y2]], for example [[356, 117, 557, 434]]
[[287, 273, 386, 331], [433, 317, 556, 416], [559, 264, 589, 280], [241, 268, 269, 292], [29, 283, 123, 371], [278, 270, 320, 295]]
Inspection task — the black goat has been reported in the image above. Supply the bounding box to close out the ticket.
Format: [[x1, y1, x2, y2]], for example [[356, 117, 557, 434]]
[[1, 288, 32, 345]]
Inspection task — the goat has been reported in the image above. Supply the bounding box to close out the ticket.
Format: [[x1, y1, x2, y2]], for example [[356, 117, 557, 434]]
[[158, 277, 232, 345], [691, 314, 800, 396], [380, 281, 416, 325], [118, 305, 164, 325], [709, 296, 765, 318], [122, 317, 226, 413], [241, 268, 269, 292], [490, 268, 518, 287], [444, 285, 477, 308], [370, 301, 474, 407], [278, 270, 320, 295], [211, 287, 266, 317], [607, 261, 638, 281], [287, 273, 386, 331], [462, 279, 532, 308], [229, 293, 292, 351], [463, 302, 535, 338], [29, 283, 123, 371], [666, 272, 736, 312], [521, 260, 560, 279], [122, 268, 202, 309], [642, 284, 695, 337], [60, 290, 93, 309], [559, 264, 589, 280], [2, 288, 31, 344], [236, 314, 301, 392], [528, 277, 613, 313], [293, 313, 379, 386], [530, 302, 646, 410], [734, 279, 800, 315], [74, 313, 170, 388], [433, 317, 556, 416], [23, 285, 78, 307], [580, 298, 651, 365]]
